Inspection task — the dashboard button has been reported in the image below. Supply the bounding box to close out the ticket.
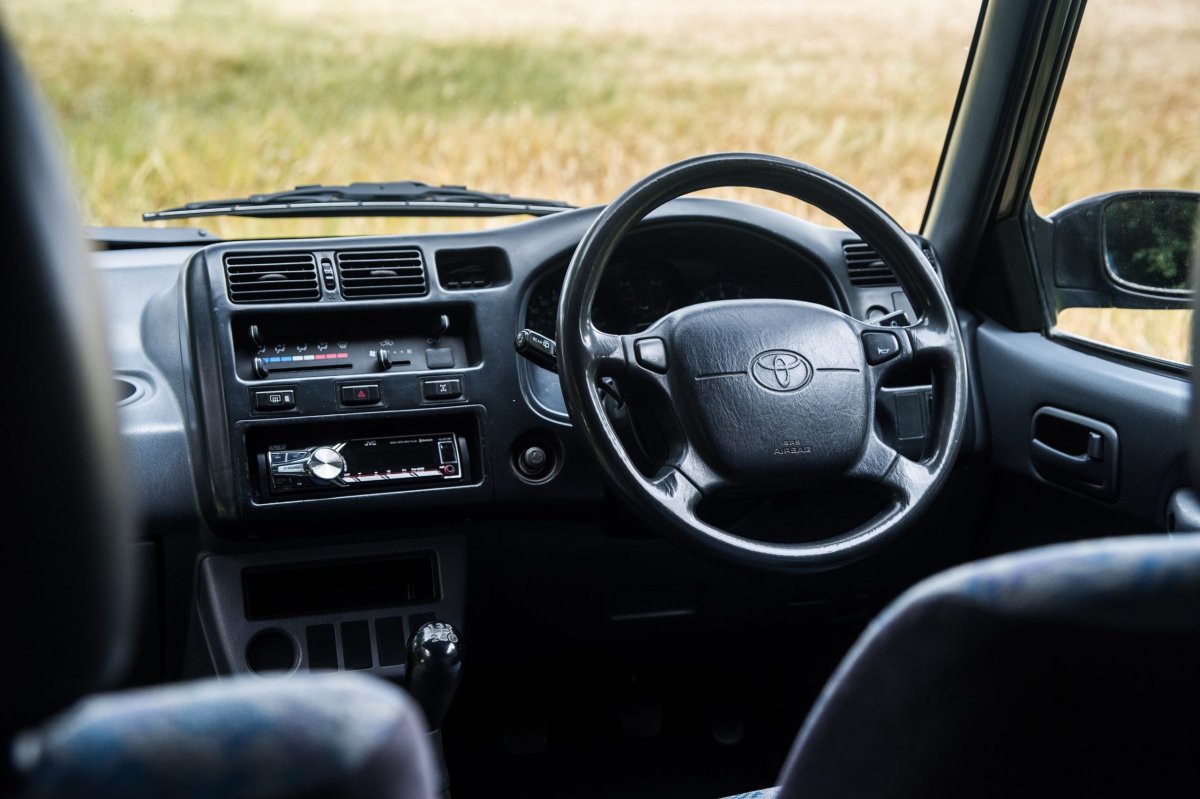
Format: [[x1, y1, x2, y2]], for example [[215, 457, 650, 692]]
[[423, 378, 462, 401], [425, 347, 455, 369], [253, 388, 295, 411], [340, 384, 381, 405], [863, 331, 900, 365], [635, 338, 668, 373]]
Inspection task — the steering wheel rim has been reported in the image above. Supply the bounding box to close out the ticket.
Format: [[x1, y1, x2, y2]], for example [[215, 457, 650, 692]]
[[558, 153, 968, 572]]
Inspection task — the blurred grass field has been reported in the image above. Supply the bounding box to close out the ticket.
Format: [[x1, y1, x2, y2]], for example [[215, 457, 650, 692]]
[[5, 0, 1198, 362]]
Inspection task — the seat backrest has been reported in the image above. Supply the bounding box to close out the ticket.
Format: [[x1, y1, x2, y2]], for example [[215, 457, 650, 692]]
[[777, 534, 1200, 797], [0, 30, 438, 799], [0, 28, 137, 746]]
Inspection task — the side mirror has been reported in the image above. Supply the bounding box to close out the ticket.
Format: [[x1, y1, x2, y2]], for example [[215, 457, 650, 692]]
[[1103, 193, 1198, 296], [1050, 190, 1199, 310]]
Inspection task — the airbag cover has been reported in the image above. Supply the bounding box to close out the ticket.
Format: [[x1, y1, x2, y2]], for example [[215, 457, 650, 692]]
[[660, 300, 869, 484]]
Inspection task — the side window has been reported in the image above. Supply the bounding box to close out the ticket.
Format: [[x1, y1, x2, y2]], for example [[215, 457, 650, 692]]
[[1030, 0, 1198, 366]]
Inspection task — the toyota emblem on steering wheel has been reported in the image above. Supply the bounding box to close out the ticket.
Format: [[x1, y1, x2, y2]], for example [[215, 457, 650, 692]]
[[750, 349, 812, 392]]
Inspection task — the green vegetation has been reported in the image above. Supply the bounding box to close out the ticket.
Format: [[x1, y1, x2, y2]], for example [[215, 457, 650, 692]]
[[1104, 196, 1197, 292]]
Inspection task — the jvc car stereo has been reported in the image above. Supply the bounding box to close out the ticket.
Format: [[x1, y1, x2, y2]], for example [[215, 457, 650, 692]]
[[263, 432, 463, 494]]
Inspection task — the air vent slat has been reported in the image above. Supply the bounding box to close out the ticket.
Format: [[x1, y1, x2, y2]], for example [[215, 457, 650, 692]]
[[228, 270, 318, 280], [226, 255, 316, 265], [335, 248, 427, 299], [226, 265, 315, 272], [224, 251, 319, 303], [337, 255, 423, 264], [843, 241, 906, 288], [340, 276, 426, 284], [842, 240, 937, 288]]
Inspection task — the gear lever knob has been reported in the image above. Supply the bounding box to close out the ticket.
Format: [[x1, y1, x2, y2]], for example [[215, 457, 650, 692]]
[[406, 621, 463, 731]]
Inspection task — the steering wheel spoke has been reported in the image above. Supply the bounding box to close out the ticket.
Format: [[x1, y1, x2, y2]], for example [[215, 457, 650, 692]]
[[906, 316, 958, 367], [672, 443, 730, 497], [582, 323, 627, 376], [880, 452, 937, 506], [846, 428, 935, 506], [647, 466, 705, 513], [648, 441, 732, 508]]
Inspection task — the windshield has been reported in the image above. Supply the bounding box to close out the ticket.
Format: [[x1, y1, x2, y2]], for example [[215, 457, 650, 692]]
[[8, 0, 980, 239]]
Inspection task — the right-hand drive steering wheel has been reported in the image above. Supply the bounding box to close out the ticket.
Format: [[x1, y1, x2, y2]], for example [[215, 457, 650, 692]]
[[557, 153, 969, 572]]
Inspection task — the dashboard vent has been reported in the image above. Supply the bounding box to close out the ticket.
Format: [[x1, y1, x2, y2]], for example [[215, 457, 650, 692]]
[[435, 247, 511, 290], [441, 263, 490, 289], [335, 248, 427, 299], [224, 251, 320, 303], [842, 241, 898, 287], [842, 240, 936, 287]]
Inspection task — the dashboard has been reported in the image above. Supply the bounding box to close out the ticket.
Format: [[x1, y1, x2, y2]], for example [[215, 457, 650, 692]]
[[96, 196, 942, 681], [107, 197, 936, 535]]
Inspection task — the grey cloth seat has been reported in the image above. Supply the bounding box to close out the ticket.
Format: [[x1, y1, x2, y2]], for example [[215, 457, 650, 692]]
[[17, 673, 436, 799], [774, 533, 1200, 798]]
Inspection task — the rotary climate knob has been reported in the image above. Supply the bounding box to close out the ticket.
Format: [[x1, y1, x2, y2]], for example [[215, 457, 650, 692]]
[[305, 447, 346, 481]]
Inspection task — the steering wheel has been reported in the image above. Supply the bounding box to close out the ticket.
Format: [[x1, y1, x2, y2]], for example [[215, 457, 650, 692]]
[[557, 153, 968, 572]]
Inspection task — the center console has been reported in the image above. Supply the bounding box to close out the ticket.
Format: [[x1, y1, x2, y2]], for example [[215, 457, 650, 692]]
[[196, 537, 466, 680], [182, 240, 487, 729], [184, 241, 497, 534]]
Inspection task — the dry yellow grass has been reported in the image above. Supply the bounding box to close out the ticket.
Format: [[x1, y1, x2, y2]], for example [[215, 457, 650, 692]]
[[3, 0, 979, 235], [1056, 308, 1192, 365], [4, 0, 1197, 362]]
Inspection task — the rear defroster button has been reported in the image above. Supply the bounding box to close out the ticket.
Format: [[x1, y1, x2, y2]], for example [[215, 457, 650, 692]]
[[254, 388, 295, 411]]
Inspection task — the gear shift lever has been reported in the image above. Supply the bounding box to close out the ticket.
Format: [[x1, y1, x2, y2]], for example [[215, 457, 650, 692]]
[[406, 621, 463, 731]]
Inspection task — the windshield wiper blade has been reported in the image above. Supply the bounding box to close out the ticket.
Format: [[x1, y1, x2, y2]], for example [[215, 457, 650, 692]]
[[142, 181, 576, 222]]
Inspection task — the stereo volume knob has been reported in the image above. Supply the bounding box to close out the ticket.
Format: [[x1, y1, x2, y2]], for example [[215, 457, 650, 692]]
[[305, 447, 346, 481]]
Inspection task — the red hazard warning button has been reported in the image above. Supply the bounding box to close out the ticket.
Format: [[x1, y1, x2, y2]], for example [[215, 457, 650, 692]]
[[340, 384, 381, 406]]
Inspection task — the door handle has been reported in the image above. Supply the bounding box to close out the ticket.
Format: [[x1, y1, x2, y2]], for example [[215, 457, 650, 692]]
[[1032, 436, 1104, 479], [1030, 407, 1119, 500]]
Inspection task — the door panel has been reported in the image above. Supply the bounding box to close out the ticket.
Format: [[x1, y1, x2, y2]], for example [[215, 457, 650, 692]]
[[977, 321, 1188, 529]]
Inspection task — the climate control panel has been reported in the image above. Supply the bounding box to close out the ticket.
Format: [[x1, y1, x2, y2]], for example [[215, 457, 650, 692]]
[[231, 310, 473, 382]]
